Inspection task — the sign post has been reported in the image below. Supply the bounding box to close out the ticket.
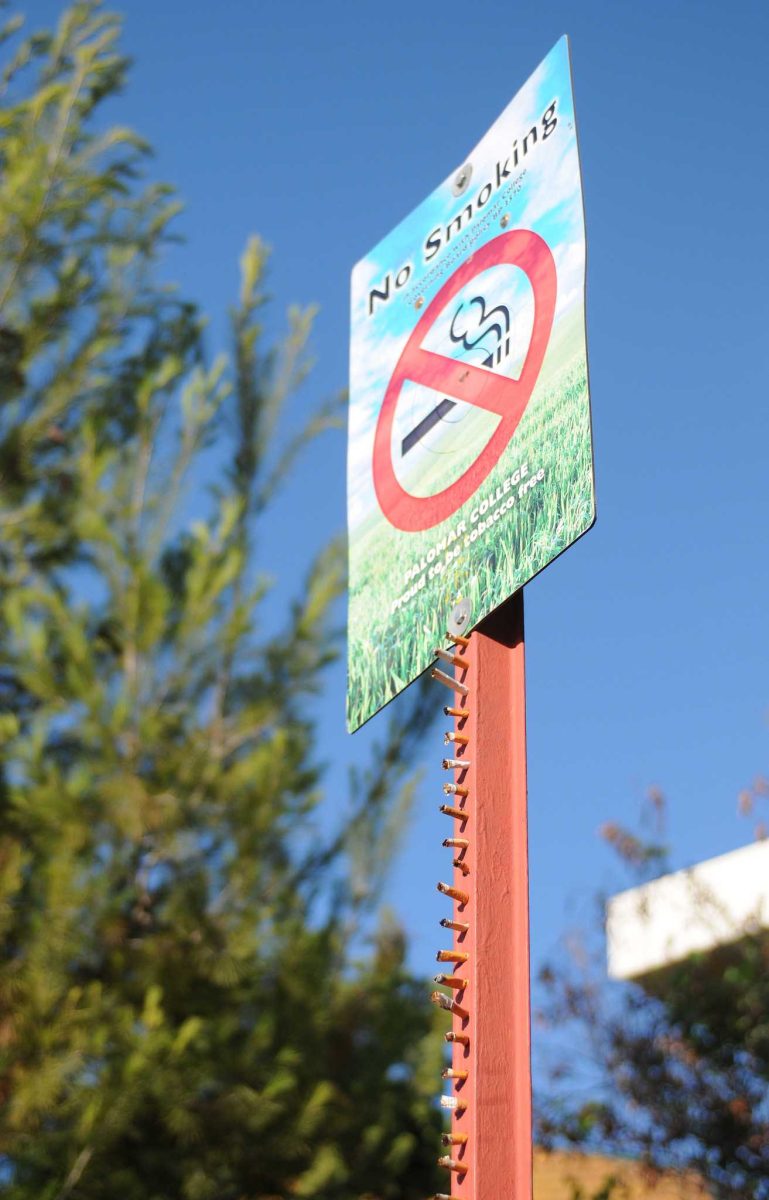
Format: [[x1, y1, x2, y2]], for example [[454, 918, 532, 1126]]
[[435, 593, 531, 1198], [346, 34, 595, 1200]]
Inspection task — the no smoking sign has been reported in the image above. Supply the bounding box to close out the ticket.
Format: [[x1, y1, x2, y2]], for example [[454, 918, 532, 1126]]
[[348, 36, 595, 731], [373, 230, 556, 533]]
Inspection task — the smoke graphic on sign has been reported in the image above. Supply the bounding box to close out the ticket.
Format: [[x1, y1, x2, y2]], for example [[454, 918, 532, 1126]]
[[401, 295, 512, 457]]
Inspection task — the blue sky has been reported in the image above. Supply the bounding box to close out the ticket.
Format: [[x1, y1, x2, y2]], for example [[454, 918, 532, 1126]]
[[31, 0, 769, 1010]]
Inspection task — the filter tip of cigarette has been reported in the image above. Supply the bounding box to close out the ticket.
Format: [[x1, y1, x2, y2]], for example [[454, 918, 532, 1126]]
[[441, 1132, 469, 1146], [439, 917, 469, 932], [436, 881, 469, 904], [433, 973, 468, 988], [431, 668, 469, 695], [437, 1156, 469, 1173]]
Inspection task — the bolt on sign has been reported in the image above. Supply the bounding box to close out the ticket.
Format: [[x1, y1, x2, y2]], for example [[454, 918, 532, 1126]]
[[347, 36, 595, 732]]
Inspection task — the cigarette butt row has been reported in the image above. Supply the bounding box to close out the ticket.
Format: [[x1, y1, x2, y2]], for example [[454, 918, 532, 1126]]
[[432, 635, 472, 1185]]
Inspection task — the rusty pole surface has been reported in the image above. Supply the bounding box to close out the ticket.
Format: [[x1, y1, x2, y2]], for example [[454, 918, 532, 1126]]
[[438, 590, 532, 1200]]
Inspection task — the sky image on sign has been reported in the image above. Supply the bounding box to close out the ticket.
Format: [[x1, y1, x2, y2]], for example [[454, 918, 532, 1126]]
[[347, 36, 594, 731]]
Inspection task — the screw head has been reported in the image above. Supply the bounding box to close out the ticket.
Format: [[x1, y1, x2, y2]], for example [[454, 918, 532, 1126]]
[[415, 295, 424, 310], [451, 162, 473, 197], [448, 597, 472, 638], [500, 213, 510, 228]]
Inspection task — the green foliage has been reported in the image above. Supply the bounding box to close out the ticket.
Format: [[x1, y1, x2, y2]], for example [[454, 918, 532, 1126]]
[[0, 5, 442, 1197], [537, 793, 769, 1200]]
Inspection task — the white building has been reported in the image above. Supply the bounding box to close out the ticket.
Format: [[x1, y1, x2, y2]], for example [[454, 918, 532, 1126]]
[[607, 839, 769, 983]]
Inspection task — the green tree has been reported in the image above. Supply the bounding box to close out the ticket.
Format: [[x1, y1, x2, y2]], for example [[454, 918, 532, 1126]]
[[0, 5, 443, 1197], [536, 789, 769, 1200]]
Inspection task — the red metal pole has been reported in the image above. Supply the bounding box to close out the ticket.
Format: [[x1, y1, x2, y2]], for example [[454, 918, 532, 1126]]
[[437, 590, 531, 1200]]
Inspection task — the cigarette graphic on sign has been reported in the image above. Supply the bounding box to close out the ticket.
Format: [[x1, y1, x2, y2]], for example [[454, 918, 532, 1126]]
[[401, 296, 512, 457]]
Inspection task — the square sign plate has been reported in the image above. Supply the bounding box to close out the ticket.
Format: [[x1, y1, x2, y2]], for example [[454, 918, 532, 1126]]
[[347, 36, 594, 732]]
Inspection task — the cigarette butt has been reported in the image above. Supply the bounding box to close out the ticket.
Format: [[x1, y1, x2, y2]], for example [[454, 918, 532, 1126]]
[[440, 918, 469, 933], [441, 1132, 469, 1146], [439, 804, 467, 820], [445, 1031, 470, 1046], [442, 757, 470, 771], [434, 973, 467, 990], [442, 838, 468, 850], [437, 881, 469, 904], [435, 647, 470, 671], [439, 1094, 467, 1111], [431, 1194, 462, 1200], [431, 668, 469, 695], [431, 991, 469, 1020], [444, 731, 469, 746], [446, 631, 471, 648], [443, 705, 469, 719], [442, 1068, 469, 1081], [437, 1156, 469, 1173], [453, 858, 470, 876], [436, 949, 469, 963], [443, 783, 469, 797]]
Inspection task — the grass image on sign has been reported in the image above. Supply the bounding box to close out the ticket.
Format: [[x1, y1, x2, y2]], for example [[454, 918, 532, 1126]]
[[347, 35, 595, 732]]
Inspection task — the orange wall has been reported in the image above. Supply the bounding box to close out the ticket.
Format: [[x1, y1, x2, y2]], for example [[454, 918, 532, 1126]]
[[534, 1150, 709, 1199]]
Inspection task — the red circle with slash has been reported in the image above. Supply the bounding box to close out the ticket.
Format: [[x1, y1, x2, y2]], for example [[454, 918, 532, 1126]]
[[372, 229, 557, 533]]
